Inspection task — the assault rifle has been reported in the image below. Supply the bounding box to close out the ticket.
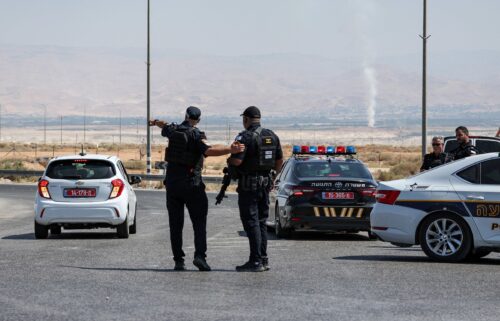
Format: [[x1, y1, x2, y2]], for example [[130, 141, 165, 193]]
[[215, 166, 238, 205]]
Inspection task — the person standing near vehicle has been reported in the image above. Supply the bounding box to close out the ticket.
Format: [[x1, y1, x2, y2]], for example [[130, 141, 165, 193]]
[[150, 106, 244, 271], [449, 126, 479, 161], [228, 106, 283, 272], [420, 136, 447, 171]]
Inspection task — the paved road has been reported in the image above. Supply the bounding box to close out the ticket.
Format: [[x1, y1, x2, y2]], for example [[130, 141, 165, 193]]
[[1, 184, 500, 321]]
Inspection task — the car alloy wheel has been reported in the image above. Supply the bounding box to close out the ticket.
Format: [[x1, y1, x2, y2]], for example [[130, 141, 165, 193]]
[[425, 218, 463, 256], [419, 213, 471, 262]]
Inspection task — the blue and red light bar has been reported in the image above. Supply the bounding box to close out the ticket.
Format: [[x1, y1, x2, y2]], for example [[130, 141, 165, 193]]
[[292, 145, 357, 155]]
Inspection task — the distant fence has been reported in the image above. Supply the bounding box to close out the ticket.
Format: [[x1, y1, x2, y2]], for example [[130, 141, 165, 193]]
[[0, 170, 223, 184]]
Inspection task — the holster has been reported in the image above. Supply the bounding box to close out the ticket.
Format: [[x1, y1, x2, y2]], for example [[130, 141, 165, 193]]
[[238, 174, 271, 192]]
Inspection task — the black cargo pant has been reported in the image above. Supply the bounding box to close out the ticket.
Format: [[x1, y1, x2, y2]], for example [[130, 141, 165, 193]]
[[237, 187, 270, 263], [166, 180, 208, 262]]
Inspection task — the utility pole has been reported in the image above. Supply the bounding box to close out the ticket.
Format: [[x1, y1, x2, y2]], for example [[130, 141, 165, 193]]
[[420, 0, 430, 159], [119, 109, 122, 156], [119, 109, 122, 145], [136, 118, 139, 144], [60, 115, 63, 145], [146, 0, 152, 174], [83, 106, 87, 148], [0, 104, 2, 142], [43, 104, 47, 145]]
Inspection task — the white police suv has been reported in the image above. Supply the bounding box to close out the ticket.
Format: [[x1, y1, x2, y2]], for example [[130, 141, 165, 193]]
[[371, 152, 500, 262], [34, 154, 141, 239]]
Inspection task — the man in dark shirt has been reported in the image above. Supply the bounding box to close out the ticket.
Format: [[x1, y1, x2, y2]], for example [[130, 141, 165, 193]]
[[150, 106, 244, 271], [420, 136, 447, 171], [449, 126, 479, 161], [228, 106, 283, 272]]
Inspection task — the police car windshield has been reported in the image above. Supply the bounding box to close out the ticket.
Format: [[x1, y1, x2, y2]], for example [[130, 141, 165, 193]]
[[294, 161, 372, 179], [46, 160, 116, 180]]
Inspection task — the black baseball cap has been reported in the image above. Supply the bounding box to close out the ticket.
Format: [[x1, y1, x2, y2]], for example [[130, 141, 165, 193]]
[[240, 106, 261, 118], [186, 106, 201, 120]]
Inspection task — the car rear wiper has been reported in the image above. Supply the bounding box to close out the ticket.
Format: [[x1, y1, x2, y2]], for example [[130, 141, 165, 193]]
[[60, 176, 83, 179]]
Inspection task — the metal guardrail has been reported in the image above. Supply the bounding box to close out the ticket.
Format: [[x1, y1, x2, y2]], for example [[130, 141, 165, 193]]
[[0, 170, 223, 184]]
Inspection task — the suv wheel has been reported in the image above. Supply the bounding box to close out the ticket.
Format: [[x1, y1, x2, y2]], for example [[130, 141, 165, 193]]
[[129, 206, 137, 235], [50, 225, 61, 235], [116, 215, 129, 239], [34, 221, 49, 239], [419, 213, 471, 262], [275, 207, 291, 239]]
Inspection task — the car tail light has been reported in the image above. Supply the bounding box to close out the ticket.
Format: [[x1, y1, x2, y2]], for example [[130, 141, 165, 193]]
[[38, 179, 51, 199], [360, 187, 377, 198], [374, 190, 401, 205], [291, 186, 318, 197], [109, 179, 125, 199]]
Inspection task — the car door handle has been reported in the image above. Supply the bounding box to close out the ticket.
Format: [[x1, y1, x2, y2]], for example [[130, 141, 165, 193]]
[[466, 195, 485, 200]]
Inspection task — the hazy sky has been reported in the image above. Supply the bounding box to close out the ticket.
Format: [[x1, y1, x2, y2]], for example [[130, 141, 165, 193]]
[[1, 0, 499, 58]]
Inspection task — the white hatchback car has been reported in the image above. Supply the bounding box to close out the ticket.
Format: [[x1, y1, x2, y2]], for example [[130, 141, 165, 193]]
[[34, 154, 141, 239], [371, 152, 500, 262]]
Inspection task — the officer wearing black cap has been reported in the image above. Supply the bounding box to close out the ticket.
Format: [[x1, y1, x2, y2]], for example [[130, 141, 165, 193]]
[[228, 106, 283, 272], [150, 106, 244, 271]]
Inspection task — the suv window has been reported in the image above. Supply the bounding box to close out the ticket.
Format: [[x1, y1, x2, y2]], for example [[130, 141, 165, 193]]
[[476, 140, 500, 154], [444, 137, 500, 154], [444, 140, 460, 153], [456, 164, 480, 184], [480, 159, 500, 185], [46, 160, 116, 180], [294, 161, 372, 179]]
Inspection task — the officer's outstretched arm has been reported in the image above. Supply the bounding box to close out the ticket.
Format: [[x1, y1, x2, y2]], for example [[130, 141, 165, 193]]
[[148, 119, 167, 128], [205, 142, 245, 157]]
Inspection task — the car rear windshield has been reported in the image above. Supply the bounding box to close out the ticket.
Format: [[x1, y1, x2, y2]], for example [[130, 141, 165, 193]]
[[45, 160, 116, 180], [294, 162, 372, 179]]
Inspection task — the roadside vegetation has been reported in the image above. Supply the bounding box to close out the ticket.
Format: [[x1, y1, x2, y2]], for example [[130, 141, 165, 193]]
[[0, 143, 424, 187]]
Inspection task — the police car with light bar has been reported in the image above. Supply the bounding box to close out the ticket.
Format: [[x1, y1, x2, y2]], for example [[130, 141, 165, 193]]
[[268, 145, 378, 238], [371, 152, 500, 262], [34, 154, 142, 239]]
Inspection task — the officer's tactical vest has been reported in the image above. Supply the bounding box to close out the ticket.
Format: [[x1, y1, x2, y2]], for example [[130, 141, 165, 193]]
[[166, 127, 199, 167], [242, 127, 277, 173]]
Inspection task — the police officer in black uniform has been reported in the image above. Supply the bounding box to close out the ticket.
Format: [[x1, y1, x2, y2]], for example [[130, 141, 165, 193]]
[[449, 126, 479, 161], [228, 106, 283, 272], [150, 106, 244, 271], [420, 136, 447, 171]]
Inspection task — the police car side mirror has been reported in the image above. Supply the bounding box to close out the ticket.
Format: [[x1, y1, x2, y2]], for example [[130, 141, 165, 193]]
[[129, 175, 142, 185]]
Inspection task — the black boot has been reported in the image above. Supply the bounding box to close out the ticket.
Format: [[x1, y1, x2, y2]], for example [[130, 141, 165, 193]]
[[193, 257, 211, 271], [236, 261, 265, 272], [174, 261, 186, 271], [262, 257, 270, 271]]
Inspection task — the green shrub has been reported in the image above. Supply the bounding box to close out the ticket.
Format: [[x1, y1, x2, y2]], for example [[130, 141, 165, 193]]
[[123, 160, 146, 170], [0, 159, 27, 170]]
